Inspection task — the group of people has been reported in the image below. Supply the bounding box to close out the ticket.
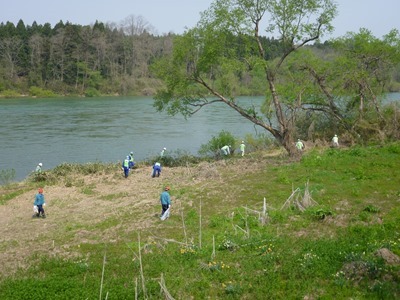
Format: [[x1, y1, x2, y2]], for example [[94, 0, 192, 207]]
[[120, 148, 169, 219], [295, 134, 340, 152], [220, 141, 246, 157], [121, 148, 170, 219], [120, 148, 169, 220], [31, 135, 341, 221], [122, 148, 167, 179], [32, 150, 170, 221], [31, 185, 171, 221]]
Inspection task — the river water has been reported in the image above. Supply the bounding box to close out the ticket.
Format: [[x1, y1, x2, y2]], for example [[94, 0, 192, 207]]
[[0, 96, 266, 181], [1, 93, 399, 182]]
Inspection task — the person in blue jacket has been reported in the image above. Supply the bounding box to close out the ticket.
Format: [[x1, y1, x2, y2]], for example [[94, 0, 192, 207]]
[[33, 187, 46, 218], [152, 162, 162, 177], [122, 155, 130, 178], [160, 186, 171, 217]]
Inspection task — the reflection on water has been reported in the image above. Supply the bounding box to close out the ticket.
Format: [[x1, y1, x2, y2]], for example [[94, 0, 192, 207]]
[[0, 96, 265, 181]]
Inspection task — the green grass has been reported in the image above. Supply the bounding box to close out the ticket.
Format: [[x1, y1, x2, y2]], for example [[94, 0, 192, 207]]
[[0, 143, 400, 299], [0, 185, 32, 205]]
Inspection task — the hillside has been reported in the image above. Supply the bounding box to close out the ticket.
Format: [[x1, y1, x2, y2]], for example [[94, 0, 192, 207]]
[[0, 145, 399, 299]]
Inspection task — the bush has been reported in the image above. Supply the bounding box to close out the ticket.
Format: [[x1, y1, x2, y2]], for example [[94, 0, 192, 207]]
[[363, 205, 380, 213], [145, 149, 202, 168], [242, 133, 276, 152], [305, 206, 334, 220], [29, 86, 56, 98], [26, 162, 118, 185], [1, 89, 20, 98], [199, 130, 236, 158], [84, 87, 101, 97]]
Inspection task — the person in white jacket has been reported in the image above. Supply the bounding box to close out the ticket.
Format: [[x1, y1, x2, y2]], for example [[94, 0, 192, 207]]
[[239, 141, 246, 156], [221, 145, 231, 156], [332, 134, 339, 148]]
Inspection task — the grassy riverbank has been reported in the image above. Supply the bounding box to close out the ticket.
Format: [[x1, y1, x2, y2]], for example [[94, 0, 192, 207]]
[[0, 143, 399, 299]]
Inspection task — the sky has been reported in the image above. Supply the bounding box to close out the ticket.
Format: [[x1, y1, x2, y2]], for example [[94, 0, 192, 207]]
[[1, 0, 399, 39]]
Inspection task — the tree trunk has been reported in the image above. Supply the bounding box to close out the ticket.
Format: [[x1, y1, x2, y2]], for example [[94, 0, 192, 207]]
[[267, 73, 298, 157]]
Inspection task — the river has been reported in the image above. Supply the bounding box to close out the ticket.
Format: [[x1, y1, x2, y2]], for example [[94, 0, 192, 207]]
[[0, 96, 266, 181]]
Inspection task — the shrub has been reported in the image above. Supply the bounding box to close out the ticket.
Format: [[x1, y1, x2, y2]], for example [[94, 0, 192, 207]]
[[305, 206, 334, 220], [1, 89, 20, 98], [84, 87, 101, 97], [199, 130, 236, 158], [29, 86, 56, 98], [363, 205, 380, 213], [26, 162, 117, 185], [146, 149, 202, 167], [241, 133, 276, 152]]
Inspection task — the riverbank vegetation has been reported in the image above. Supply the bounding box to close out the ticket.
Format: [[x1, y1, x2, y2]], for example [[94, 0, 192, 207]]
[[0, 142, 399, 299]]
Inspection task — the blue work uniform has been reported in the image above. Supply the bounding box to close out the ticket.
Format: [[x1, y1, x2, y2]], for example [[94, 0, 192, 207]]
[[152, 162, 161, 177], [122, 157, 130, 178], [160, 190, 171, 215], [34, 193, 46, 217]]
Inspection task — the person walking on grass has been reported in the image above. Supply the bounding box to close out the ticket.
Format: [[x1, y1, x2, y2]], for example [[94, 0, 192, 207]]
[[33, 187, 46, 218], [160, 186, 171, 219]]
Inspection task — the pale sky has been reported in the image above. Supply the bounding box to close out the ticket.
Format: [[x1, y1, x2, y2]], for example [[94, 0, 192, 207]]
[[1, 0, 399, 39]]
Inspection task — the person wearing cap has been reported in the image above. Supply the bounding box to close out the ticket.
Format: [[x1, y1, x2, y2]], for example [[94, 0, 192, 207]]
[[35, 163, 43, 173], [332, 134, 339, 148], [295, 139, 304, 151], [122, 155, 130, 178], [33, 187, 46, 218], [128, 152, 135, 169], [160, 147, 167, 157], [221, 145, 231, 156], [160, 186, 171, 218], [239, 141, 246, 157], [152, 162, 162, 178]]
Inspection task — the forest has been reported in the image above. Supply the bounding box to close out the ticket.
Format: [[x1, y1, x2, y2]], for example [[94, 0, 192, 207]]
[[2, 17, 398, 98], [0, 17, 176, 97]]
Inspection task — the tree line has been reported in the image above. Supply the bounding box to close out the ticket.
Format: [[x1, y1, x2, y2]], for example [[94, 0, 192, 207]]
[[0, 16, 177, 96], [0, 16, 291, 97]]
